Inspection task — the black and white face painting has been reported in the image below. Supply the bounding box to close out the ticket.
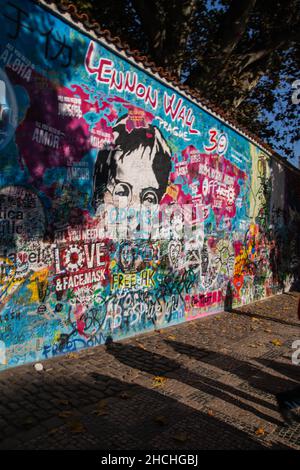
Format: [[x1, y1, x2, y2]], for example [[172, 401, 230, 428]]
[[92, 115, 172, 213]]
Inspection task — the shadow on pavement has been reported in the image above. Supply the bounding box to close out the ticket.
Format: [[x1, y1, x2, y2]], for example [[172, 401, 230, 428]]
[[0, 364, 269, 450], [106, 342, 283, 426], [164, 339, 298, 395], [230, 308, 300, 329]]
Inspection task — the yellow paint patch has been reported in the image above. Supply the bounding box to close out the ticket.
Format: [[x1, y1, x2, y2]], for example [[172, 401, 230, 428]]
[[27, 268, 49, 302]]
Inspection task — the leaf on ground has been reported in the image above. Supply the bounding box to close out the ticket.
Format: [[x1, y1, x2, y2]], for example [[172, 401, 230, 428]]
[[255, 427, 266, 436], [92, 399, 109, 416], [119, 391, 131, 400], [135, 341, 146, 350], [152, 376, 167, 387], [67, 420, 86, 433], [271, 339, 283, 347], [58, 410, 75, 419], [48, 427, 61, 435], [92, 409, 109, 417], [25, 417, 34, 424], [67, 353, 78, 359], [22, 417, 34, 427], [97, 399, 108, 409], [264, 329, 272, 333], [173, 432, 188, 443], [154, 415, 168, 426], [56, 399, 70, 406], [167, 335, 176, 340]]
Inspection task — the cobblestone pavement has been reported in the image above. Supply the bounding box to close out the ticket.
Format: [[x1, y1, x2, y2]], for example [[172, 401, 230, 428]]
[[0, 292, 300, 450]]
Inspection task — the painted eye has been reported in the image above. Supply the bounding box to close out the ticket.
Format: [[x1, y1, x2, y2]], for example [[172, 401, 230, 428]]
[[112, 182, 132, 208], [114, 182, 131, 198], [141, 190, 158, 206]]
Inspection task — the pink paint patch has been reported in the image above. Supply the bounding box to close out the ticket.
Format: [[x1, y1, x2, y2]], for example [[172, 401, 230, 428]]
[[169, 145, 247, 226]]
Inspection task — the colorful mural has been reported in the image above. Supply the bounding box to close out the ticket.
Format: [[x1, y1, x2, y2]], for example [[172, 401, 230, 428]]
[[0, 0, 299, 370]]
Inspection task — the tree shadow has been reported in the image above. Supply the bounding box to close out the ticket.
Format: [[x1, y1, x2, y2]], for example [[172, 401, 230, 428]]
[[164, 339, 298, 394], [256, 357, 300, 383], [230, 308, 300, 329], [0, 361, 270, 450], [105, 341, 283, 426]]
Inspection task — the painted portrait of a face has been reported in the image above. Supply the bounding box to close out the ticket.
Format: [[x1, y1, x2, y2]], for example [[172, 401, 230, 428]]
[[92, 115, 172, 212]]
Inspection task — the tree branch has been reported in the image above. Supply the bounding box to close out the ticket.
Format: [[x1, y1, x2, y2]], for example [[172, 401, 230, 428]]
[[131, 0, 168, 62], [215, 0, 257, 58], [163, 0, 198, 76], [236, 28, 299, 74], [186, 0, 256, 87]]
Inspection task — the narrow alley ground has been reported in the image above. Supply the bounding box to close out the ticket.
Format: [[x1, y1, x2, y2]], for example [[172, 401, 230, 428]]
[[0, 292, 299, 450]]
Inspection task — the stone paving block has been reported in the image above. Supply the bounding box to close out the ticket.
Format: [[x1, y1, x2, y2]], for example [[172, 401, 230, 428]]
[[40, 416, 64, 430], [0, 437, 23, 450], [270, 421, 300, 447]]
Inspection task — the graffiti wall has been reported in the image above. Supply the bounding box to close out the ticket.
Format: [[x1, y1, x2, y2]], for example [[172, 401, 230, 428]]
[[0, 0, 299, 370]]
